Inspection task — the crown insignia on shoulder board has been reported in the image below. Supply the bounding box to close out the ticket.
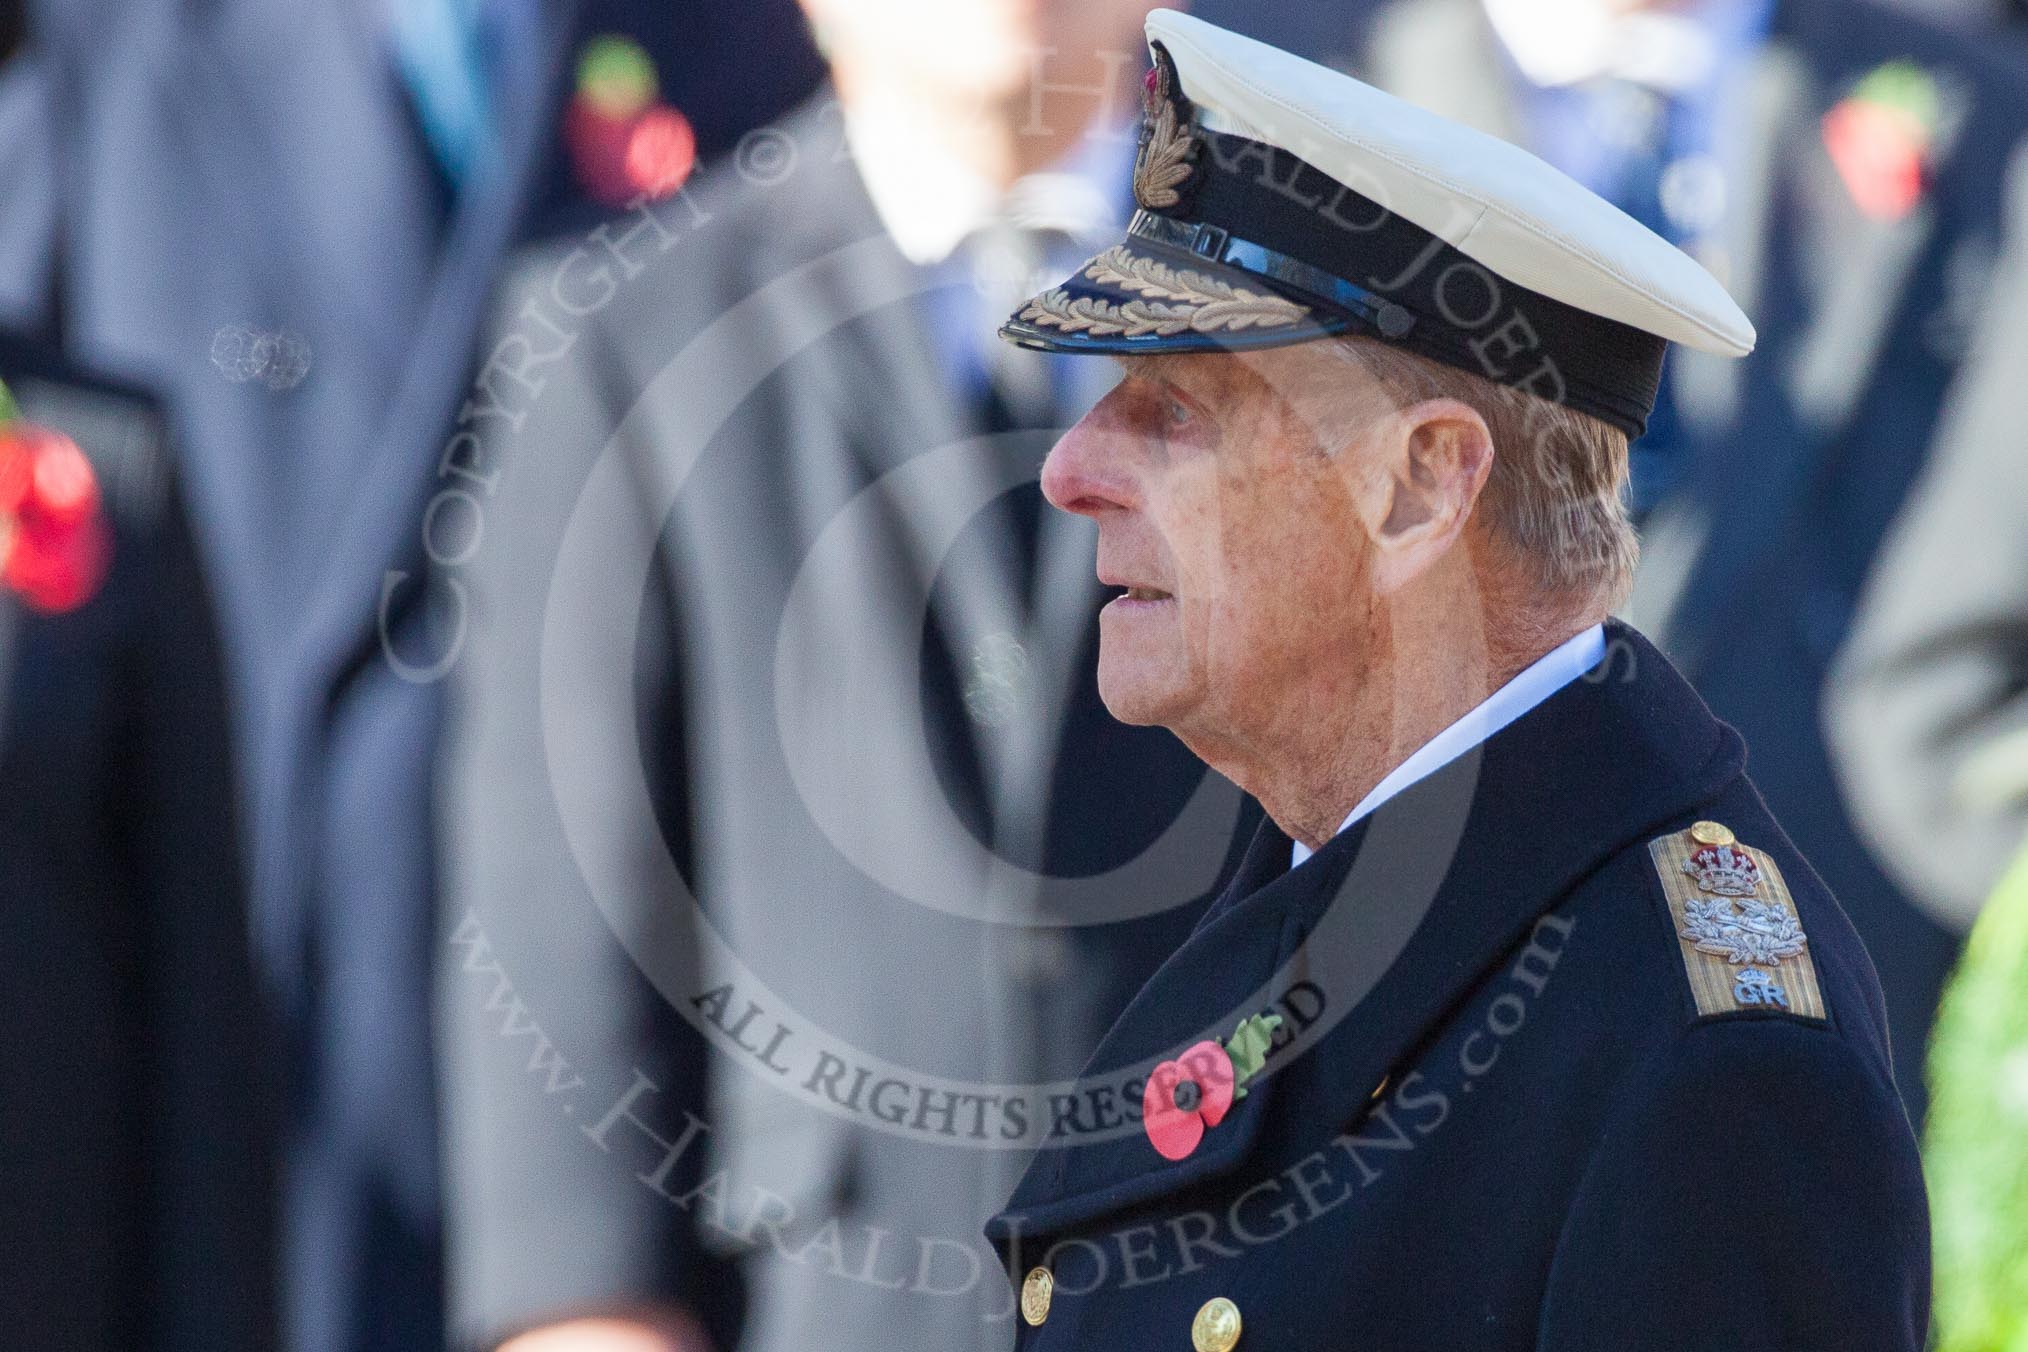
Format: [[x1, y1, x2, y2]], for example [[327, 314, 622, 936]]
[[1682, 843, 1762, 897]]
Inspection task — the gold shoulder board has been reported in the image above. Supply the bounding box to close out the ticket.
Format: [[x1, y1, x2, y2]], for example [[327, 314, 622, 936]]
[[1648, 822, 1826, 1020]]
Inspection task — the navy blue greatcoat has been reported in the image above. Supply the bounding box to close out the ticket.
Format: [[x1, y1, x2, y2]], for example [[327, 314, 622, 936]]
[[987, 623, 1929, 1350]]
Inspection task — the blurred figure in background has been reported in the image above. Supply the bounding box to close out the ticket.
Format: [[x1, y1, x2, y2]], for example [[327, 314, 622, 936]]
[[0, 2, 816, 1349], [442, 1, 1255, 1350], [1355, 0, 2028, 1120], [0, 332, 253, 1352], [1827, 142, 2028, 935]]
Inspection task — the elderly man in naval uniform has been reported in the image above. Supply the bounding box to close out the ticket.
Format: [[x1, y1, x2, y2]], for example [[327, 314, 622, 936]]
[[983, 11, 1931, 1351]]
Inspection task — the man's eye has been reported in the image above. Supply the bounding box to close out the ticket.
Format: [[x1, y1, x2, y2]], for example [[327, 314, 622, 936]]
[[1165, 397, 1192, 427]]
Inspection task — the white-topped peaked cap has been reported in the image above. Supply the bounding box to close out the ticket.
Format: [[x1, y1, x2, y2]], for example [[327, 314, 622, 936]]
[[1149, 10, 1753, 355], [1001, 9, 1755, 437]]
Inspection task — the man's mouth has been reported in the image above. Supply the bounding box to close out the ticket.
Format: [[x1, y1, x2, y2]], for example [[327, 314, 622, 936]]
[[1099, 566, 1174, 607]]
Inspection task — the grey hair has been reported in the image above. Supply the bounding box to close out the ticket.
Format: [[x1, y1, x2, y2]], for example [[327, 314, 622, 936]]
[[1319, 336, 1639, 613]]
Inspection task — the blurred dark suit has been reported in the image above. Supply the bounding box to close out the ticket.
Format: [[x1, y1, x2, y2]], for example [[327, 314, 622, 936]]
[[1361, 0, 2028, 1119], [0, 333, 263, 1352], [441, 93, 1255, 1352], [0, 2, 818, 1349]]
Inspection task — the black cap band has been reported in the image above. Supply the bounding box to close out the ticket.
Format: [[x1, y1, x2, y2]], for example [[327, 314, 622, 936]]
[[1169, 125, 1666, 436]]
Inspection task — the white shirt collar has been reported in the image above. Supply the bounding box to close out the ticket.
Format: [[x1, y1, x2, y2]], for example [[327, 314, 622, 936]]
[[845, 93, 997, 266], [843, 94, 1125, 267], [1289, 624, 1607, 869]]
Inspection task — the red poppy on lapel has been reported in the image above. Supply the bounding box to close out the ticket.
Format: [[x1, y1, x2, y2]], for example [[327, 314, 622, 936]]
[[0, 397, 109, 615], [1143, 1041, 1235, 1161], [565, 35, 696, 207], [1822, 61, 1944, 223]]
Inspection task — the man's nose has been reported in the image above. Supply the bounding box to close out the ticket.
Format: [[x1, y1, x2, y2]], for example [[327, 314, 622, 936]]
[[1040, 398, 1135, 518]]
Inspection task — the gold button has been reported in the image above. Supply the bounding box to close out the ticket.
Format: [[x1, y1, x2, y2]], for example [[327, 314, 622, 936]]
[[1192, 1296, 1242, 1352], [1020, 1266, 1053, 1326], [1689, 820, 1736, 847]]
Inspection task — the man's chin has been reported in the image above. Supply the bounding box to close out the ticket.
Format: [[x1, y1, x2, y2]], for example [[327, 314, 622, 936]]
[[1094, 660, 1187, 729]]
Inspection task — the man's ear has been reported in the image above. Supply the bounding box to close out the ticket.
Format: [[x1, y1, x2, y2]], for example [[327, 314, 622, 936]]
[[1350, 398, 1494, 595]]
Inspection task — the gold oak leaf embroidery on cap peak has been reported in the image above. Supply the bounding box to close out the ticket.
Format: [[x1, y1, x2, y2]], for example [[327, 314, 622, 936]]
[[1019, 245, 1312, 337]]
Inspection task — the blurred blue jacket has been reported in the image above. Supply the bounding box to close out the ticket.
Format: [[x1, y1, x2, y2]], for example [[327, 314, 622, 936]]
[[0, 2, 820, 1349]]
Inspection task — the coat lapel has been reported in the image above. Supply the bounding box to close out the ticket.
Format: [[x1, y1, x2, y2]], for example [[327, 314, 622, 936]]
[[784, 145, 1121, 867], [770, 147, 1053, 854], [988, 817, 1310, 1240], [291, 0, 583, 691], [989, 624, 1748, 1243]]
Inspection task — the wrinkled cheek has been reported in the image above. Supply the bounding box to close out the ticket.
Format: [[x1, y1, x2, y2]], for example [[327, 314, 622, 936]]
[[1170, 493, 1234, 611], [1185, 581, 1255, 702], [1185, 595, 1249, 701]]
